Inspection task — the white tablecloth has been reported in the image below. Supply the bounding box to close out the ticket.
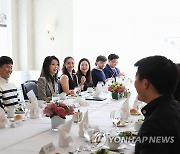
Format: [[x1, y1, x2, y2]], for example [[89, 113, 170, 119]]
[[0, 92, 139, 154]]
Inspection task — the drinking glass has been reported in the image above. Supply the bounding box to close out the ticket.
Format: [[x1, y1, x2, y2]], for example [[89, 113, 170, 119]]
[[83, 123, 94, 142], [108, 78, 115, 86], [110, 110, 122, 129], [22, 101, 30, 119], [74, 86, 81, 96], [128, 117, 135, 131], [52, 92, 59, 102], [82, 123, 95, 151], [83, 123, 105, 151]]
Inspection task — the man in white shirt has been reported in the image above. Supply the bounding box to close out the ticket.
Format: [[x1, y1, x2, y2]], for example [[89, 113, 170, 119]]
[[0, 56, 18, 108]]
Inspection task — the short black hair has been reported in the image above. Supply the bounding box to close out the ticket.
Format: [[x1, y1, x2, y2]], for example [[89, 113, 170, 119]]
[[134, 55, 179, 95], [108, 54, 119, 60], [96, 55, 107, 62], [0, 56, 13, 67]]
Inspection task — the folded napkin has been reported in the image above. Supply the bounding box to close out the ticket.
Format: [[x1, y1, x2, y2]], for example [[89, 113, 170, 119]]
[[132, 96, 142, 111], [79, 110, 89, 137], [29, 97, 40, 119], [58, 119, 73, 147], [27, 90, 36, 101], [93, 82, 103, 97], [121, 98, 130, 120], [73, 97, 89, 106], [103, 82, 109, 93], [0, 108, 8, 128]]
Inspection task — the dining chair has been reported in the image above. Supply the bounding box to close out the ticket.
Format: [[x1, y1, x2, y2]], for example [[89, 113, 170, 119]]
[[21, 80, 38, 100]]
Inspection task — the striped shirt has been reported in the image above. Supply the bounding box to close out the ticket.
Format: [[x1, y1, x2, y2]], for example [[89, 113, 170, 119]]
[[0, 77, 18, 107]]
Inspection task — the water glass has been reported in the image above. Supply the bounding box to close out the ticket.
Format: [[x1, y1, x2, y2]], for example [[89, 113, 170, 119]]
[[74, 87, 81, 96], [83, 123, 95, 142], [52, 93, 59, 102], [110, 110, 122, 128]]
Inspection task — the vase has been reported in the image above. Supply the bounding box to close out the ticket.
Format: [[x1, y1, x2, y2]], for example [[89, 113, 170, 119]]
[[51, 115, 65, 131], [111, 92, 123, 100]]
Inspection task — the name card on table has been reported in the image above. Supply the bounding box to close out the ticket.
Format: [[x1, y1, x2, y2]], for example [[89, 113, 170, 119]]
[[39, 142, 55, 154], [10, 120, 22, 128]]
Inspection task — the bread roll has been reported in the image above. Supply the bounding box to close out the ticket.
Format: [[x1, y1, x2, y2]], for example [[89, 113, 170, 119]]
[[130, 108, 138, 114], [14, 115, 23, 121]]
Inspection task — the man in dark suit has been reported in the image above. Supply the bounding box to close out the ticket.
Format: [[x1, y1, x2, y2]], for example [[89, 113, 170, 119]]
[[103, 54, 124, 79], [134, 55, 180, 154]]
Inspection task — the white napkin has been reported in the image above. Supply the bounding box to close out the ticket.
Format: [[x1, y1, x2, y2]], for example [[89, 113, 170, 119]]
[[0, 108, 8, 128], [121, 98, 130, 120], [27, 90, 36, 101], [79, 110, 89, 137], [132, 96, 142, 111], [103, 82, 109, 93], [58, 119, 73, 147], [73, 97, 89, 106], [29, 97, 40, 119], [93, 82, 103, 97]]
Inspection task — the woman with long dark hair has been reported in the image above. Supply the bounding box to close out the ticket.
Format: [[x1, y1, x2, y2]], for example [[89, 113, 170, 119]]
[[38, 56, 59, 101], [76, 58, 93, 91], [59, 56, 78, 95]]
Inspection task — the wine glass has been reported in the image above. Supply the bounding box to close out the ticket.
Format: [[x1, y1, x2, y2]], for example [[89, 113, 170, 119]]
[[110, 110, 122, 130], [22, 101, 30, 120], [74, 86, 81, 96], [108, 77, 115, 86]]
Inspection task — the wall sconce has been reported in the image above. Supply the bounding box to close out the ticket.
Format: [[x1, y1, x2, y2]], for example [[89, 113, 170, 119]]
[[0, 13, 7, 23], [46, 24, 54, 41]]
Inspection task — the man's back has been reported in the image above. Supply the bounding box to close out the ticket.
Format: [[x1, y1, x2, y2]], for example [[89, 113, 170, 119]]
[[135, 95, 180, 154]]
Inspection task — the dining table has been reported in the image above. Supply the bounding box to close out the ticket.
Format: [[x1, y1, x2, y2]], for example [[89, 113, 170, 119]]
[[0, 91, 141, 154]]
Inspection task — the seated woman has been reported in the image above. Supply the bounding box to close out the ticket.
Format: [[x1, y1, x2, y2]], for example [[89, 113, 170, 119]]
[[59, 56, 78, 95], [76, 58, 93, 91], [38, 56, 60, 101]]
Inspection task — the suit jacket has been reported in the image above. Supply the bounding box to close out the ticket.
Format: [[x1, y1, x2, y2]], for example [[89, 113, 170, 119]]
[[103, 64, 120, 79], [37, 77, 59, 101]]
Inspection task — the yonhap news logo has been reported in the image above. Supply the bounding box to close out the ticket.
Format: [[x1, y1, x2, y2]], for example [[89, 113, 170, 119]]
[[90, 131, 175, 148]]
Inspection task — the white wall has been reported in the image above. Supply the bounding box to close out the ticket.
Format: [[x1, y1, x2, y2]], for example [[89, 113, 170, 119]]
[[6, 0, 73, 71], [33, 0, 73, 70], [73, 0, 180, 79], [3, 0, 180, 83]]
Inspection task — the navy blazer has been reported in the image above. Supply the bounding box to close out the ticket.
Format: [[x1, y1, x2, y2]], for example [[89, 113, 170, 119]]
[[103, 64, 120, 79]]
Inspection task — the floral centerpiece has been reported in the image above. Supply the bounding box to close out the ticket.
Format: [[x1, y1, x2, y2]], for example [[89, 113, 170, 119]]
[[43, 103, 74, 130], [108, 82, 125, 100], [43, 102, 74, 119]]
